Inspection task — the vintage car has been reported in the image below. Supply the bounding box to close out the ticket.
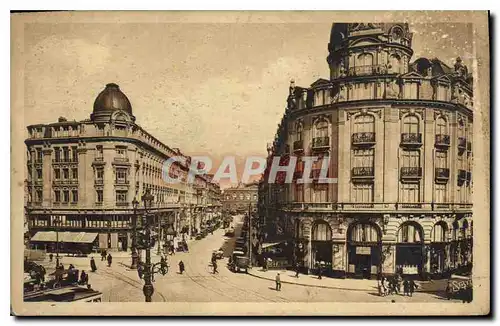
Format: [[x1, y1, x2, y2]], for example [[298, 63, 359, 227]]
[[229, 250, 250, 273], [225, 228, 235, 237]]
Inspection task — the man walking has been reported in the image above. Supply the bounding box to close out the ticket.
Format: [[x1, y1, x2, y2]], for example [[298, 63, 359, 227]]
[[294, 262, 300, 278], [213, 260, 219, 274], [275, 273, 281, 291], [107, 253, 113, 267], [409, 279, 418, 297], [90, 257, 97, 272], [49, 253, 53, 262]]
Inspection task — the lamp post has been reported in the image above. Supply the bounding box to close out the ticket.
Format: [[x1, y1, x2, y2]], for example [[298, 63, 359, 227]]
[[53, 216, 62, 267], [141, 188, 155, 302], [130, 197, 139, 269]]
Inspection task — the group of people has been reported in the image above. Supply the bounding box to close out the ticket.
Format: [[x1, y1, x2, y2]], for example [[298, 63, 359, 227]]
[[378, 274, 419, 297], [101, 250, 113, 267]]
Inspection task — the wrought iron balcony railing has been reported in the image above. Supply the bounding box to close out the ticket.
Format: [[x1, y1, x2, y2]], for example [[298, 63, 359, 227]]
[[351, 167, 374, 178], [347, 65, 387, 76], [352, 132, 375, 146], [114, 157, 130, 163], [435, 134, 450, 148], [458, 137, 467, 151], [293, 140, 304, 152], [400, 167, 422, 179], [458, 169, 467, 181], [435, 168, 450, 181], [312, 136, 330, 149], [400, 133, 422, 147]]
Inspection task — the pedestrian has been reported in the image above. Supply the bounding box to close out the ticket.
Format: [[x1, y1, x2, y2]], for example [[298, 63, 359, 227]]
[[79, 270, 88, 285], [445, 277, 453, 300], [262, 258, 268, 272], [396, 273, 402, 294], [381, 276, 387, 296], [213, 260, 219, 274], [68, 264, 75, 270], [317, 264, 322, 280], [179, 260, 185, 274], [90, 257, 97, 272], [295, 262, 300, 278], [275, 273, 281, 291], [49, 253, 53, 262], [101, 250, 106, 261], [107, 253, 112, 267], [409, 279, 418, 297], [403, 279, 410, 296], [377, 279, 383, 296]]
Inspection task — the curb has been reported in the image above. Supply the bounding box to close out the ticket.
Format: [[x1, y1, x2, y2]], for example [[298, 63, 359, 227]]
[[247, 271, 444, 294], [246, 270, 374, 292]]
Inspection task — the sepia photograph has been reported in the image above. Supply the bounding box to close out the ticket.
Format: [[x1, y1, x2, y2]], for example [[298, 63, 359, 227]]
[[10, 10, 490, 316]]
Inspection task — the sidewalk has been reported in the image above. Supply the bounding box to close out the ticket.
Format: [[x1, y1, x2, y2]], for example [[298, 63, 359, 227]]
[[247, 268, 378, 292]]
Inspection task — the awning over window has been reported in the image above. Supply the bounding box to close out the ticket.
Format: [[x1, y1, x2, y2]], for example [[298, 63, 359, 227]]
[[30, 231, 98, 244]]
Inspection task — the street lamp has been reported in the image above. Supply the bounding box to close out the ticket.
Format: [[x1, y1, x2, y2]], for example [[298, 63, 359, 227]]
[[53, 216, 62, 267], [130, 197, 139, 269]]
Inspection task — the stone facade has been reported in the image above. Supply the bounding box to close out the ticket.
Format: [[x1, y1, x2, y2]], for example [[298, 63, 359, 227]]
[[259, 23, 473, 278], [25, 83, 222, 251], [222, 183, 259, 214]]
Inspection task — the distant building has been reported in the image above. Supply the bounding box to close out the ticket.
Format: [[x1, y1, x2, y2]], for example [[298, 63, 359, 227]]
[[222, 182, 259, 214], [25, 83, 221, 252], [260, 23, 473, 279]]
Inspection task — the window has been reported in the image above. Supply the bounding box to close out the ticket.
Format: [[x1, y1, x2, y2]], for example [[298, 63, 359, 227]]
[[436, 117, 447, 135], [72, 146, 78, 162], [397, 223, 422, 243], [96, 190, 103, 203], [116, 146, 127, 157], [352, 148, 374, 168], [54, 168, 61, 180], [36, 149, 42, 162], [357, 53, 374, 67], [63, 147, 70, 162], [116, 190, 127, 203], [54, 147, 61, 162], [389, 54, 401, 74], [36, 189, 43, 202], [71, 168, 78, 179], [401, 150, 420, 168], [296, 123, 303, 141], [435, 151, 448, 168], [116, 168, 127, 184], [96, 168, 104, 180], [312, 222, 332, 241], [353, 114, 375, 133], [402, 115, 419, 134], [72, 190, 78, 203], [313, 119, 329, 138], [352, 183, 374, 202], [435, 183, 447, 203], [400, 182, 420, 203], [432, 223, 447, 242], [253, 194, 257, 200], [63, 168, 69, 179], [54, 190, 61, 202], [36, 168, 42, 180], [63, 190, 69, 203], [349, 223, 379, 242]]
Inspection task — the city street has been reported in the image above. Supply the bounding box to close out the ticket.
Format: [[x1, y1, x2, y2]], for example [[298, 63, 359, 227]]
[[35, 215, 460, 303]]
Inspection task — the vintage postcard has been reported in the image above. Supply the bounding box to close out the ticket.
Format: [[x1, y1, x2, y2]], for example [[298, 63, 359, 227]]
[[11, 11, 490, 316]]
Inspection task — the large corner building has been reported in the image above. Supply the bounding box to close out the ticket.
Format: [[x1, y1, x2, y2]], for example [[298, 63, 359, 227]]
[[25, 83, 222, 252], [259, 23, 473, 279]]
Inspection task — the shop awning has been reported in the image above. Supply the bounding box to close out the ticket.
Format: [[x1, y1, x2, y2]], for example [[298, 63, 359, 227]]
[[261, 241, 287, 249], [30, 231, 98, 244]]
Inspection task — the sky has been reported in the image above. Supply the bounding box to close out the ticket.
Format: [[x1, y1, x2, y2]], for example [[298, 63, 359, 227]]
[[22, 20, 473, 186]]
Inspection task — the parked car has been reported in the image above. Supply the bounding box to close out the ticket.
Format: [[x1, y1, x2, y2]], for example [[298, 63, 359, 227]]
[[225, 228, 235, 237], [195, 233, 204, 240], [230, 252, 250, 273]]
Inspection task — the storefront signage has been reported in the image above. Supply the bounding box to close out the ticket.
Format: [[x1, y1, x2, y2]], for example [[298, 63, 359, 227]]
[[356, 247, 371, 255], [450, 278, 473, 293]]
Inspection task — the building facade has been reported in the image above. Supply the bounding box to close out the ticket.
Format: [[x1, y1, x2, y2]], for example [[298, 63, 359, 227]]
[[259, 23, 473, 278], [222, 182, 259, 214], [25, 83, 221, 252]]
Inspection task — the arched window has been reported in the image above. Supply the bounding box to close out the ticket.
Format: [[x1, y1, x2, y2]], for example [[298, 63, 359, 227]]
[[390, 27, 404, 43], [313, 119, 329, 138], [349, 223, 380, 242], [296, 122, 303, 141], [431, 222, 447, 242], [452, 221, 459, 241], [357, 53, 374, 67], [436, 117, 447, 135], [312, 221, 332, 241], [397, 222, 423, 243], [461, 220, 469, 239], [402, 115, 420, 134], [389, 54, 402, 74], [353, 114, 375, 133]]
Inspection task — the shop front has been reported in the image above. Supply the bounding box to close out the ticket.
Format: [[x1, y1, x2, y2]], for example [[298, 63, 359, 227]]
[[430, 221, 448, 277], [310, 220, 333, 276], [347, 222, 382, 279], [395, 221, 424, 277]]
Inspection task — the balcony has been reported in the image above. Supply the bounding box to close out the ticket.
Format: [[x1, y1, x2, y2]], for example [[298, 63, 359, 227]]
[[435, 168, 450, 181], [114, 157, 130, 163], [400, 133, 422, 147], [312, 136, 330, 150], [352, 132, 376, 146], [466, 171, 472, 182], [435, 134, 450, 148], [467, 141, 472, 152], [52, 179, 78, 186], [116, 202, 129, 207], [458, 169, 467, 182], [458, 137, 467, 152], [95, 179, 104, 185], [351, 167, 374, 179], [293, 140, 304, 152], [347, 64, 387, 76], [400, 167, 422, 179]]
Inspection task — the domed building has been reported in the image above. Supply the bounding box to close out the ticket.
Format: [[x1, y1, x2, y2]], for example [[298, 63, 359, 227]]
[[259, 23, 473, 279], [25, 83, 221, 255]]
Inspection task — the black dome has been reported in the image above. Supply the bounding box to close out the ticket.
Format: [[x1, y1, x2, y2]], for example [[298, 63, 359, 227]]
[[93, 83, 132, 115]]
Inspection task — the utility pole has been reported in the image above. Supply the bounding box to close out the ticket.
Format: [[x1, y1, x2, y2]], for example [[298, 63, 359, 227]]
[[143, 212, 154, 302], [248, 203, 252, 267], [157, 215, 161, 256]]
